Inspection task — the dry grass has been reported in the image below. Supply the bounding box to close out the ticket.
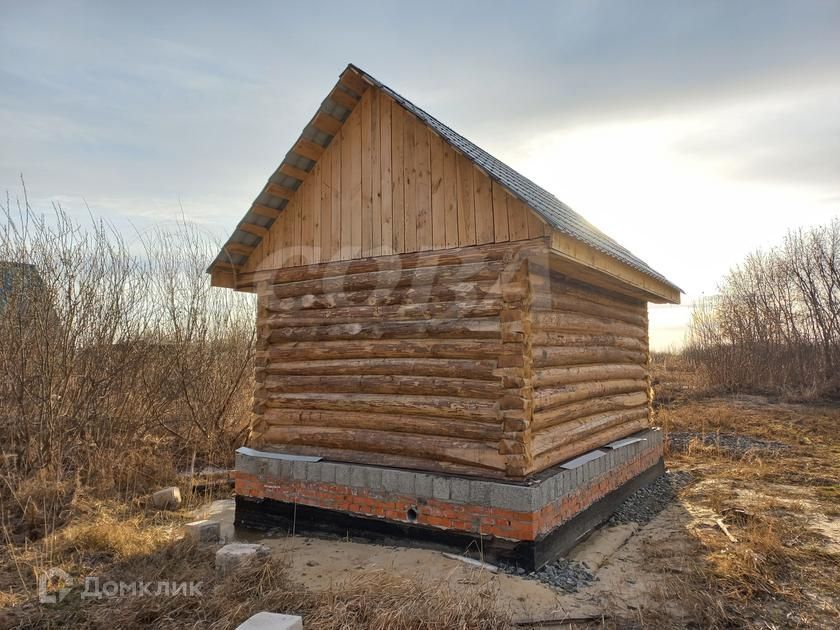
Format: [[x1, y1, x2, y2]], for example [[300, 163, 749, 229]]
[[646, 355, 840, 628], [0, 496, 509, 629]]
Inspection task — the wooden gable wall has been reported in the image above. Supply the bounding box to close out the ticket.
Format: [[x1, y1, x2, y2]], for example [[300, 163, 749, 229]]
[[242, 86, 549, 273]]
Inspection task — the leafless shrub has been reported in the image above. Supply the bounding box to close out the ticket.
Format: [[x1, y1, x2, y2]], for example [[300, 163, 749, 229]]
[[685, 218, 840, 398], [0, 186, 255, 537]]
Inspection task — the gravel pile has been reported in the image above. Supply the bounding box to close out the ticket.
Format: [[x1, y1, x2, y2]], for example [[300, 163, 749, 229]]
[[497, 557, 597, 592], [608, 470, 693, 525], [668, 431, 789, 456]]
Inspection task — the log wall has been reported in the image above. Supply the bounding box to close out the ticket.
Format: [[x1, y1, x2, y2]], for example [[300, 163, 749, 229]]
[[251, 239, 653, 479], [527, 263, 652, 473], [252, 240, 544, 478]]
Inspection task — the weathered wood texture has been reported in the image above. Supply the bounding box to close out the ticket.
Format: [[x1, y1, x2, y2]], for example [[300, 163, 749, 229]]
[[251, 240, 543, 478], [527, 261, 652, 472], [249, 239, 652, 479], [242, 86, 547, 274]]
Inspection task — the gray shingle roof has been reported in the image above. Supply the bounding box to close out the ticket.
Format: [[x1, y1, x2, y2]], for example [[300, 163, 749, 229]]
[[350, 64, 679, 292]]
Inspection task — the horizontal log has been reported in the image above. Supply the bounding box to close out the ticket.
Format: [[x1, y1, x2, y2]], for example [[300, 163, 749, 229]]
[[264, 317, 501, 343], [549, 276, 647, 313], [261, 283, 514, 313], [263, 408, 503, 440], [531, 407, 649, 457], [261, 298, 504, 324], [261, 374, 502, 399], [260, 357, 501, 380], [532, 310, 646, 338], [549, 293, 647, 326], [530, 418, 649, 473], [238, 238, 543, 288], [263, 261, 505, 299], [258, 338, 515, 362], [533, 379, 647, 411], [259, 391, 501, 422], [532, 346, 647, 367], [533, 364, 647, 387], [253, 443, 507, 477], [530, 332, 646, 351], [260, 425, 506, 471], [532, 392, 650, 430]]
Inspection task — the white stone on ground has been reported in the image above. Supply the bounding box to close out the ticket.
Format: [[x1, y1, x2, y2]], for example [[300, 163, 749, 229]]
[[216, 543, 271, 576], [235, 611, 303, 629], [151, 486, 181, 510], [183, 519, 220, 543]]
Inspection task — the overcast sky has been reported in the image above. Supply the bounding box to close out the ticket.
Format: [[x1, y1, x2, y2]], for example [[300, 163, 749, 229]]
[[2, 1, 839, 348]]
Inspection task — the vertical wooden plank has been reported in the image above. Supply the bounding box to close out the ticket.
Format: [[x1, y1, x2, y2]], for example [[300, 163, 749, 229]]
[[283, 207, 296, 268], [340, 124, 353, 258], [527, 206, 545, 239], [311, 164, 321, 264], [491, 180, 510, 243], [360, 90, 373, 257], [442, 142, 458, 249], [370, 89, 382, 257], [456, 153, 476, 246], [349, 104, 363, 258], [508, 191, 530, 241], [391, 102, 405, 253], [330, 133, 342, 261], [430, 133, 446, 250], [473, 169, 494, 244], [403, 111, 417, 252], [293, 193, 304, 266], [320, 153, 332, 263], [415, 120, 432, 251], [379, 91, 393, 255]]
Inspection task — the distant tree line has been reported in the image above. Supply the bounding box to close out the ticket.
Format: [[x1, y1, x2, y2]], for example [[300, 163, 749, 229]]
[[685, 218, 839, 398]]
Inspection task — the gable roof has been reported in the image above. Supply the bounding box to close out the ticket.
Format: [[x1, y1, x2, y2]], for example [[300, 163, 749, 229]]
[[209, 64, 679, 297]]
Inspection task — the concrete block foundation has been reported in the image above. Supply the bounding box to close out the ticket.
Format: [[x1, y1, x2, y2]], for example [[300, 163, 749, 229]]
[[234, 429, 664, 570]]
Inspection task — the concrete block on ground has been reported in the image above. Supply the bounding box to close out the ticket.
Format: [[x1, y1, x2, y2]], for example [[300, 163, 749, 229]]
[[236, 611, 303, 630], [151, 486, 181, 510], [216, 543, 270, 577], [183, 519, 220, 543]]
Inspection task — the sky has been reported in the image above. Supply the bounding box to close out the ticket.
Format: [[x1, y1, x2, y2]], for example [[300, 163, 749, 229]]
[[2, 1, 839, 349]]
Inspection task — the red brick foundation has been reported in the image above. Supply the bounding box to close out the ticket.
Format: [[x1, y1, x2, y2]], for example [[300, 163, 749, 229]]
[[235, 445, 661, 542]]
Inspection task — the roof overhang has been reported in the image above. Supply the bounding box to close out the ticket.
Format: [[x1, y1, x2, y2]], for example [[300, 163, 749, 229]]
[[549, 231, 680, 304]]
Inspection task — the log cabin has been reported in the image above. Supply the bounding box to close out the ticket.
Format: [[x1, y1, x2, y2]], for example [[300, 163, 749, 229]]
[[210, 64, 680, 568]]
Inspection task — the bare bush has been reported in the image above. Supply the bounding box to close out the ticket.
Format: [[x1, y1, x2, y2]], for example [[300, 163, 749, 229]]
[[0, 187, 255, 536], [685, 218, 840, 398]]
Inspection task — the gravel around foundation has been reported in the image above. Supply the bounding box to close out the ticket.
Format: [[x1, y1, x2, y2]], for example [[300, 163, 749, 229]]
[[609, 470, 693, 525]]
